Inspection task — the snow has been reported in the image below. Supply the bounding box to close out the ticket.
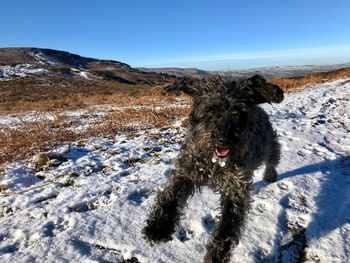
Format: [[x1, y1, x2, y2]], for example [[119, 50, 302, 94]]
[[78, 71, 91, 80], [29, 51, 57, 66], [0, 64, 48, 81], [0, 79, 349, 262], [0, 112, 57, 130]]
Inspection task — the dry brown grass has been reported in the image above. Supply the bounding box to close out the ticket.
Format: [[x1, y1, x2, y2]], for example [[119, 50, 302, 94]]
[[0, 115, 76, 164], [100, 107, 190, 131], [0, 106, 190, 165], [270, 67, 350, 92], [0, 78, 188, 113], [0, 77, 190, 165]]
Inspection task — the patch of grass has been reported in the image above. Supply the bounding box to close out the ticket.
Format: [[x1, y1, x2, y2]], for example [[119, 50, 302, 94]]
[[0, 106, 190, 166], [70, 172, 80, 177], [64, 177, 75, 187], [0, 75, 185, 114], [180, 117, 190, 127], [0, 184, 7, 192], [0, 115, 77, 165], [270, 67, 350, 92]]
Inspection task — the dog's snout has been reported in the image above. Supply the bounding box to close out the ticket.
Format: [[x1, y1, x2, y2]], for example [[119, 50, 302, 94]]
[[216, 137, 227, 147]]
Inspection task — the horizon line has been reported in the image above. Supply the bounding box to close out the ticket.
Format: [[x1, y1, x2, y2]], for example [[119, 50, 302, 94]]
[[134, 45, 350, 70]]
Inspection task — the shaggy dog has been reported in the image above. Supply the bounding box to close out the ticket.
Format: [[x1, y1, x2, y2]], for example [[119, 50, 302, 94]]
[[142, 75, 284, 263]]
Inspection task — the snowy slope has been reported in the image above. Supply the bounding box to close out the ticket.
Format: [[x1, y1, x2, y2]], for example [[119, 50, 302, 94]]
[[0, 64, 48, 81], [0, 79, 349, 263]]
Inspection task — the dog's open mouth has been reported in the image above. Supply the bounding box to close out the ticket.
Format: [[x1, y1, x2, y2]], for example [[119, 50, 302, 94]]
[[212, 147, 230, 167], [215, 147, 230, 158]]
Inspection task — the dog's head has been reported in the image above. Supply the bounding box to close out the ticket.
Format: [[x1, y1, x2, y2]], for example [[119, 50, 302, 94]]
[[164, 75, 283, 164]]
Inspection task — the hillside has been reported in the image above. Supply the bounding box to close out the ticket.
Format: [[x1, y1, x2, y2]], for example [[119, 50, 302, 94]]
[[0, 78, 349, 262], [0, 48, 176, 112], [0, 48, 174, 84]]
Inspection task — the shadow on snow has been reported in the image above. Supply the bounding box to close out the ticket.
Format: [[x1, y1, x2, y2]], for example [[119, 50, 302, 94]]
[[254, 155, 350, 262]]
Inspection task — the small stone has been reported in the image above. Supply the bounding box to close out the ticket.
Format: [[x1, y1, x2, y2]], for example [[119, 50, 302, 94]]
[[36, 172, 46, 180], [33, 153, 50, 170]]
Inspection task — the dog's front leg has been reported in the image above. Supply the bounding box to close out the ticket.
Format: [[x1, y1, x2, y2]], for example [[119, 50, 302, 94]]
[[204, 192, 250, 263], [142, 175, 194, 244]]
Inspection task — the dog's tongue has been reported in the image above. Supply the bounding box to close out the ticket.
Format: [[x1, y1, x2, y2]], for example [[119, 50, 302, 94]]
[[215, 147, 230, 158]]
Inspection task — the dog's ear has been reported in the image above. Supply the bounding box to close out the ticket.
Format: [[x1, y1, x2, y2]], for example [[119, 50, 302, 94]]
[[163, 77, 203, 98], [238, 75, 284, 105]]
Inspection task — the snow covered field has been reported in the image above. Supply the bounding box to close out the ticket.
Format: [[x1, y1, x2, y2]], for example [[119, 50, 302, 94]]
[[0, 79, 349, 262]]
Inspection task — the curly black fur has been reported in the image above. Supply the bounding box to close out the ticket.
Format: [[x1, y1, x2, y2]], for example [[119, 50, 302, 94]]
[[142, 75, 284, 263]]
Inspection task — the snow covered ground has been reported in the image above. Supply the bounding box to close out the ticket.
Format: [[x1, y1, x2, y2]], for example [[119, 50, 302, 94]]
[[0, 79, 349, 262]]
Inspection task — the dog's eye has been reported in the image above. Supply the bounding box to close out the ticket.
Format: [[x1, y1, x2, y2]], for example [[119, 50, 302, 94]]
[[206, 104, 223, 113], [206, 106, 216, 113], [233, 125, 244, 133]]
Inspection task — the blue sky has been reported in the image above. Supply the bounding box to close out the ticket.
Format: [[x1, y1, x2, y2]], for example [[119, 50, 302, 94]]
[[1, 0, 350, 70]]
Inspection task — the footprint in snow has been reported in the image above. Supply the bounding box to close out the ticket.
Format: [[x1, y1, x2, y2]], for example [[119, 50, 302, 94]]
[[255, 202, 271, 213], [281, 131, 300, 142], [201, 214, 215, 233], [278, 181, 293, 191], [54, 218, 71, 234], [33, 192, 59, 205], [175, 226, 190, 242], [127, 188, 149, 206], [42, 221, 56, 237], [287, 194, 310, 214], [297, 147, 313, 157], [71, 239, 124, 261], [0, 243, 19, 255], [313, 144, 337, 159], [162, 167, 174, 177], [68, 190, 113, 212], [312, 114, 329, 127]]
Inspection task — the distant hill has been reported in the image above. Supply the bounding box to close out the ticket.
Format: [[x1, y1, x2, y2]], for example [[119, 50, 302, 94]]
[[0, 48, 179, 108], [213, 63, 350, 79], [137, 67, 211, 78], [139, 63, 350, 79], [0, 47, 175, 85]]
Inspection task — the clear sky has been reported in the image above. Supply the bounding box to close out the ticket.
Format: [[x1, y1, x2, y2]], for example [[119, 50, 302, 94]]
[[1, 0, 350, 70]]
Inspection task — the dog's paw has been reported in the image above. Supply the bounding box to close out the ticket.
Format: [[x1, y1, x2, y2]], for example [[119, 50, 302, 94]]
[[264, 176, 277, 183], [263, 167, 278, 183], [141, 221, 173, 245], [204, 238, 235, 263]]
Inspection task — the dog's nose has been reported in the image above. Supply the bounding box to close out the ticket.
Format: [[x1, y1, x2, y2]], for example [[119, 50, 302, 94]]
[[216, 138, 226, 147]]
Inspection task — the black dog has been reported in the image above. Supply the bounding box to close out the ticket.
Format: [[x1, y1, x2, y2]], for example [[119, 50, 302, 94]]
[[143, 75, 284, 263]]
